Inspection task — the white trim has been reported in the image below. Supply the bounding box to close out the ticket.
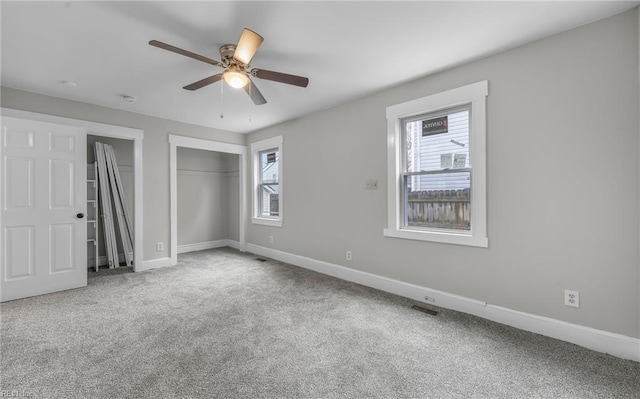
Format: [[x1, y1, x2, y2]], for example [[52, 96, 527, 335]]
[[250, 136, 282, 152], [383, 228, 488, 247], [224, 239, 242, 251], [177, 240, 227, 254], [637, 6, 640, 346], [169, 134, 247, 267], [386, 81, 489, 119], [138, 257, 172, 272], [484, 305, 640, 362], [177, 169, 239, 178], [0, 108, 144, 272], [250, 217, 283, 227], [172, 135, 245, 154], [246, 244, 640, 362], [384, 81, 488, 247], [250, 136, 283, 226], [177, 239, 242, 254]]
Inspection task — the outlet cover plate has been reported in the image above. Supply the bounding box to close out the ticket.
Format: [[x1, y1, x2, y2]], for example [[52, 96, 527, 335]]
[[564, 289, 579, 308]]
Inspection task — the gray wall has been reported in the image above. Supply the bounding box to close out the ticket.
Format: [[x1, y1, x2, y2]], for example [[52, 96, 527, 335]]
[[0, 87, 245, 261], [177, 148, 240, 245], [246, 9, 640, 338], [226, 153, 240, 242]]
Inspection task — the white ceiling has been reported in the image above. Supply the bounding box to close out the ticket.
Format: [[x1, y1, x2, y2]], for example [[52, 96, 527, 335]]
[[2, 1, 638, 134]]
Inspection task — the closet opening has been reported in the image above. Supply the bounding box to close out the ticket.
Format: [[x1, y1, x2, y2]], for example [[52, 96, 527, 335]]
[[176, 148, 240, 254], [169, 135, 247, 266], [87, 135, 135, 273]]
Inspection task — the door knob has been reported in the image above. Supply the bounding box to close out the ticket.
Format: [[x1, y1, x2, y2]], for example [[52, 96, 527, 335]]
[[77, 213, 85, 219]]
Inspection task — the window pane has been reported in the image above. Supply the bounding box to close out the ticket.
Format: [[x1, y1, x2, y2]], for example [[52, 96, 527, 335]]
[[404, 172, 470, 231], [405, 109, 470, 173], [260, 150, 279, 183], [259, 183, 279, 217]]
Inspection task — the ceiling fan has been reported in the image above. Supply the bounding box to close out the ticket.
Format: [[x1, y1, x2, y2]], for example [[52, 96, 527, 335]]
[[149, 28, 309, 105]]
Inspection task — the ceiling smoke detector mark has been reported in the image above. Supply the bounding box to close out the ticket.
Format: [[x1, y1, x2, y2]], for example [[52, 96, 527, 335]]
[[121, 95, 136, 103]]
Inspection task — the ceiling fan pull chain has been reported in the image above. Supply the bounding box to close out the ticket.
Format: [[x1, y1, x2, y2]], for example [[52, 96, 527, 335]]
[[248, 84, 252, 121], [220, 78, 224, 119]]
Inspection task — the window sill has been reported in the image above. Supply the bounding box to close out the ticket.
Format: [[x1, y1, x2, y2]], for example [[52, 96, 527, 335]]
[[383, 228, 488, 248], [251, 217, 282, 227]]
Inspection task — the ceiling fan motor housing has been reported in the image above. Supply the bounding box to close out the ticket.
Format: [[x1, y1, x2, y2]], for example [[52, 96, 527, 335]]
[[219, 44, 243, 68]]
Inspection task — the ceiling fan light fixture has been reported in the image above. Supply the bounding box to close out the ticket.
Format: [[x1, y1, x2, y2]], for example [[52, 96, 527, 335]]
[[234, 29, 264, 65], [223, 69, 249, 89]]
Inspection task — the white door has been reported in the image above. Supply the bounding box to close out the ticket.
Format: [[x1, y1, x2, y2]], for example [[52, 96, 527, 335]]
[[1, 116, 87, 302]]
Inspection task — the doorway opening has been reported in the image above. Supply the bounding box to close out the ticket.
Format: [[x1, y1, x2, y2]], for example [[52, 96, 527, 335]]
[[87, 135, 135, 272], [169, 135, 247, 266], [176, 148, 240, 254]]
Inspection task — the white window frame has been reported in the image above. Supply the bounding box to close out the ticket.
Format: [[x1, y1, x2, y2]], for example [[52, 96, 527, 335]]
[[384, 81, 488, 247], [251, 136, 283, 227]]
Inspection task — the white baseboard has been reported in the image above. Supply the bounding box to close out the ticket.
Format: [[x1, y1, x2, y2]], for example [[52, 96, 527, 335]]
[[178, 240, 227, 254], [483, 305, 640, 362], [224, 239, 242, 251], [177, 239, 243, 254], [246, 244, 640, 362], [137, 257, 172, 272]]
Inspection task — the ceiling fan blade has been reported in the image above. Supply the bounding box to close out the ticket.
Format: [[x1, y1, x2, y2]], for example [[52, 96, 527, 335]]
[[149, 40, 223, 67], [252, 69, 309, 88], [183, 74, 223, 91], [233, 29, 264, 65], [243, 78, 267, 105]]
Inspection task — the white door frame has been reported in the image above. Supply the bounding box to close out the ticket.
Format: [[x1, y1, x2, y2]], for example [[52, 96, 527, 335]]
[[0, 108, 144, 271], [169, 134, 247, 266]]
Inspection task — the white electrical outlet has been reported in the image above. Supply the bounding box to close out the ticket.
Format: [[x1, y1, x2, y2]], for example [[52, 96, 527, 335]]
[[346, 251, 352, 261], [564, 289, 580, 308], [156, 242, 164, 252], [269, 235, 274, 244], [424, 296, 436, 303]]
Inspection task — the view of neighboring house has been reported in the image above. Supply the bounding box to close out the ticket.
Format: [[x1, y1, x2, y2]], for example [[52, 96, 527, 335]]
[[406, 108, 471, 229], [260, 150, 279, 216]]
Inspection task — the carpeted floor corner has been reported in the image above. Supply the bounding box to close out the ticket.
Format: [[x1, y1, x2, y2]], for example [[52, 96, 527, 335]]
[[1, 247, 639, 398]]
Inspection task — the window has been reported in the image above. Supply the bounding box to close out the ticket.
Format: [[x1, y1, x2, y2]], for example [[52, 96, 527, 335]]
[[384, 81, 488, 247], [251, 136, 283, 227], [258, 149, 279, 217]]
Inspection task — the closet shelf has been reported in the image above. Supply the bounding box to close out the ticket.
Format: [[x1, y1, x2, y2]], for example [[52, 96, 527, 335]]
[[87, 162, 98, 272]]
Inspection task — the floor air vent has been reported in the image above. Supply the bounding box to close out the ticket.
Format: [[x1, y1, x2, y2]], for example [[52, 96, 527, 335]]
[[411, 305, 439, 316]]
